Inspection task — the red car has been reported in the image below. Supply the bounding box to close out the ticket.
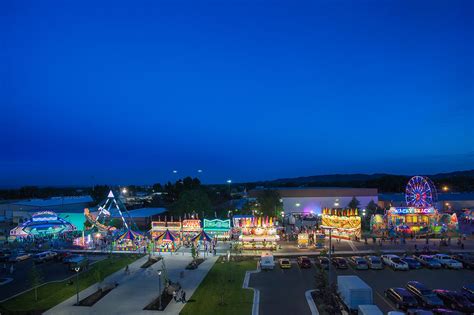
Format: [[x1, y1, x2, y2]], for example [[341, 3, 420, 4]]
[[297, 256, 312, 268]]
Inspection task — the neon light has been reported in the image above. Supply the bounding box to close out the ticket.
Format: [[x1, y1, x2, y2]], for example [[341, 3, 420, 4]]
[[203, 219, 231, 230], [389, 207, 435, 215]]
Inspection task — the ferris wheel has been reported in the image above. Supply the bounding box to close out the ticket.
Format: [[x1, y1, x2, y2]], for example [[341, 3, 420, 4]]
[[405, 176, 438, 208]]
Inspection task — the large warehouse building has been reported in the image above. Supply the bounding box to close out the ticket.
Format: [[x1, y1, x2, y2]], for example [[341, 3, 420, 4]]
[[249, 187, 378, 215]]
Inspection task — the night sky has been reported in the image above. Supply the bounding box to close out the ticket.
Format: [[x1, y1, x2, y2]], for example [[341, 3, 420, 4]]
[[1, 0, 473, 186]]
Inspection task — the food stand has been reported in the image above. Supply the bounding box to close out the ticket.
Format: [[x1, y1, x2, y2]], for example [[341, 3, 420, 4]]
[[385, 207, 438, 235], [203, 219, 231, 240], [115, 230, 144, 251], [321, 208, 361, 240], [237, 216, 279, 250]]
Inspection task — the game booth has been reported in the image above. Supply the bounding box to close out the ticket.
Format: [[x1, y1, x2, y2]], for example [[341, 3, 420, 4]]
[[321, 208, 362, 240], [154, 229, 178, 252], [151, 221, 181, 251], [203, 219, 231, 240], [235, 216, 280, 250], [181, 219, 202, 243], [114, 229, 145, 251], [9, 211, 77, 240]]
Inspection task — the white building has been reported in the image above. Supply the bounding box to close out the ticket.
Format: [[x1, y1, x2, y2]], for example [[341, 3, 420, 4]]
[[250, 187, 378, 215]]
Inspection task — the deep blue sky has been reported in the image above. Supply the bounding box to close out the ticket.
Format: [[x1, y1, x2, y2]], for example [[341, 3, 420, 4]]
[[1, 0, 473, 186]]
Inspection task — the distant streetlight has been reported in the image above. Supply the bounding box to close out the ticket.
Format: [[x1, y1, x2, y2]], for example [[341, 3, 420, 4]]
[[197, 169, 203, 173], [226, 179, 232, 195], [173, 170, 178, 174], [295, 203, 301, 207], [122, 188, 128, 194], [442, 186, 449, 192], [226, 179, 232, 184]]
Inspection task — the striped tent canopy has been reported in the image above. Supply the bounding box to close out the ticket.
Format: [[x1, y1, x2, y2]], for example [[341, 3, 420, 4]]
[[191, 230, 212, 243], [155, 229, 176, 242], [117, 229, 142, 241]]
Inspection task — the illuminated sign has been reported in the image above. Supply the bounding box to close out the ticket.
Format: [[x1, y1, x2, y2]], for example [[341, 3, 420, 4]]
[[389, 207, 435, 215], [32, 211, 58, 222], [182, 220, 201, 229], [204, 219, 231, 230]]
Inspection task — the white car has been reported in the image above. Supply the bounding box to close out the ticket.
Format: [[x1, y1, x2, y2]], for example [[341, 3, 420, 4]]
[[434, 254, 463, 269], [381, 254, 409, 271]]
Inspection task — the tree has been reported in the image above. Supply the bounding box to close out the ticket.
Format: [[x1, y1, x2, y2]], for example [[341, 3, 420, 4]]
[[348, 196, 360, 209], [191, 243, 197, 261], [314, 268, 339, 314], [171, 189, 212, 217], [29, 264, 44, 301], [152, 183, 163, 192], [256, 190, 283, 216], [91, 185, 110, 203]]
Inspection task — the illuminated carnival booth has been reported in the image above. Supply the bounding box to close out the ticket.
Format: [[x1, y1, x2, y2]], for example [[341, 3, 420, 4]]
[[154, 229, 178, 252], [151, 221, 181, 242], [203, 219, 231, 240], [10, 211, 76, 240], [115, 230, 144, 251], [314, 233, 325, 249], [371, 176, 459, 236], [181, 219, 202, 242], [321, 208, 362, 240], [297, 233, 309, 248], [235, 216, 279, 250]]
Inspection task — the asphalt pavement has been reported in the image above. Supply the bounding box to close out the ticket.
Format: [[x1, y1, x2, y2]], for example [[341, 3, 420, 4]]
[[249, 259, 474, 315], [0, 254, 106, 301]]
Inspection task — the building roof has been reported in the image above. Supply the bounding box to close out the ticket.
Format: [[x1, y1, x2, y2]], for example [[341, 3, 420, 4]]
[[249, 187, 378, 198], [113, 207, 167, 218], [11, 196, 93, 207]]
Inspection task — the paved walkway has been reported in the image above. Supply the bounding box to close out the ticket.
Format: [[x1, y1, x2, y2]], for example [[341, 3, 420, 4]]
[[46, 253, 218, 315]]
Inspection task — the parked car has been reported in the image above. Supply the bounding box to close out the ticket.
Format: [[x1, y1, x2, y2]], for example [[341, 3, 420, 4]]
[[402, 256, 422, 269], [382, 255, 409, 271], [365, 255, 383, 270], [450, 253, 474, 269], [348, 256, 369, 270], [433, 290, 474, 313], [260, 252, 275, 270], [416, 255, 442, 269], [331, 257, 348, 269], [0, 249, 12, 262], [385, 287, 418, 310], [64, 254, 81, 264], [297, 256, 312, 268], [8, 250, 31, 262], [33, 251, 57, 264], [461, 284, 474, 302], [68, 255, 90, 271], [434, 254, 463, 269], [406, 281, 444, 309], [279, 258, 291, 269], [55, 251, 73, 262], [319, 257, 330, 270]]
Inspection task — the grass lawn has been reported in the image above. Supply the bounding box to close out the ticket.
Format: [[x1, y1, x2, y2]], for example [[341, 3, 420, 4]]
[[180, 257, 257, 315], [0, 254, 141, 313]]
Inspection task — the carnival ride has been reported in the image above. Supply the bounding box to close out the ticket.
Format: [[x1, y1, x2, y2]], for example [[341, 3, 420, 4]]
[[405, 176, 438, 208], [84, 190, 138, 233], [10, 211, 76, 238]]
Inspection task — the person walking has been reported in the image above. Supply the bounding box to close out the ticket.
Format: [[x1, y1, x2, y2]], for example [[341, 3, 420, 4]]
[[173, 290, 177, 302], [9, 264, 14, 274], [181, 290, 186, 303]]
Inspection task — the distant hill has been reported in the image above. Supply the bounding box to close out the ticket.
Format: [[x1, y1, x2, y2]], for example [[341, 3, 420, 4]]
[[244, 170, 474, 193]]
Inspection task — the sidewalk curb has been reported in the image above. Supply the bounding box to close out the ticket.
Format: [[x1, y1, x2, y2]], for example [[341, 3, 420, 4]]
[[305, 290, 319, 315], [243, 269, 261, 315]]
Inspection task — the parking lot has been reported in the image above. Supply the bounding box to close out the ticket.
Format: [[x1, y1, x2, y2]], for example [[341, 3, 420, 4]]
[[0, 253, 106, 301], [249, 258, 474, 315]]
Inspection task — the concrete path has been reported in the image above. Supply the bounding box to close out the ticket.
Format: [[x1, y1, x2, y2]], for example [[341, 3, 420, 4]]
[[46, 253, 218, 315]]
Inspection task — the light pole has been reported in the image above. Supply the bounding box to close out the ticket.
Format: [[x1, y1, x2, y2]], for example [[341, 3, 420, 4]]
[[321, 225, 335, 285], [226, 179, 232, 195], [74, 267, 80, 305], [157, 270, 162, 310]]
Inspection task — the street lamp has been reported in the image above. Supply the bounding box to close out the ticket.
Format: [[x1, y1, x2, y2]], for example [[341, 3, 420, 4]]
[[122, 188, 128, 194], [226, 179, 232, 194], [320, 225, 336, 285], [442, 186, 449, 192], [157, 270, 163, 310], [74, 267, 81, 305]]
